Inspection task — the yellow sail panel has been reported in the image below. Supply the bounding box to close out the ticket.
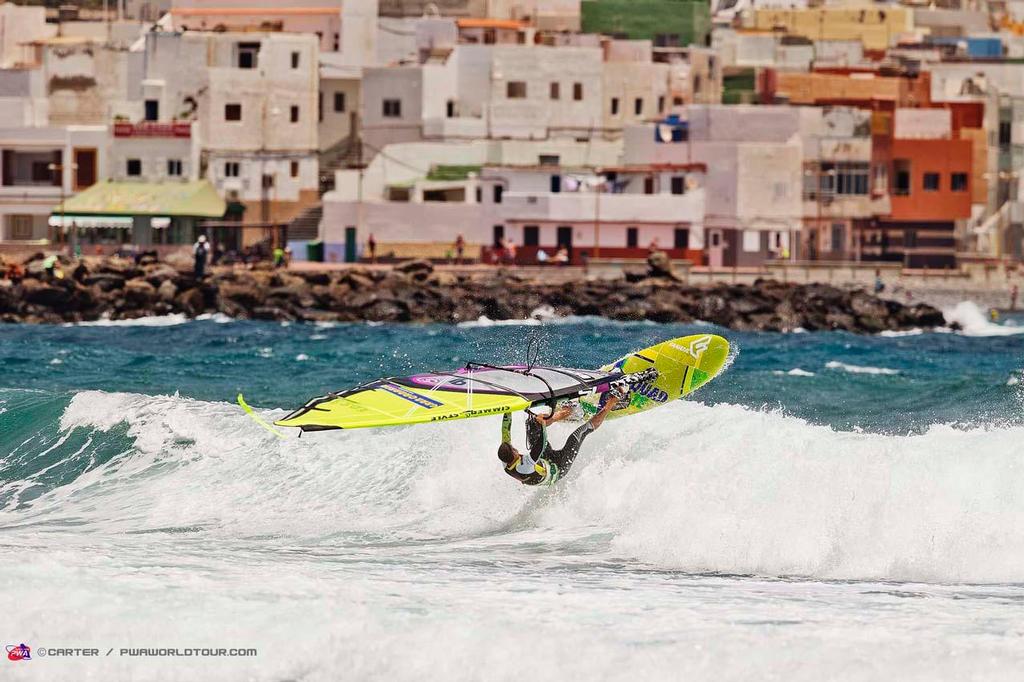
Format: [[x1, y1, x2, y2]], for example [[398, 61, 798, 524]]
[[274, 383, 530, 430]]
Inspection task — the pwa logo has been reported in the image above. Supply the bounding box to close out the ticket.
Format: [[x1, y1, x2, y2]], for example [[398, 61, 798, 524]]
[[6, 644, 30, 661]]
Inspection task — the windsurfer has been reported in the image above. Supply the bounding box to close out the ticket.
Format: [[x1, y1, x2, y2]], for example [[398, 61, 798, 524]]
[[497, 384, 625, 485]]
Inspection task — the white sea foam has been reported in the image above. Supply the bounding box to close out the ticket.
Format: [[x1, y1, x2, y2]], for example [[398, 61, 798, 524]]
[[825, 360, 900, 376], [295, 353, 310, 361], [878, 328, 924, 338], [5, 391, 1024, 680], [944, 301, 1024, 337], [774, 368, 815, 377], [74, 313, 190, 327]]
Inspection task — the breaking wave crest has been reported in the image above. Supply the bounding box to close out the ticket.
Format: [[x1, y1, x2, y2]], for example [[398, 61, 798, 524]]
[[3, 389, 1024, 584]]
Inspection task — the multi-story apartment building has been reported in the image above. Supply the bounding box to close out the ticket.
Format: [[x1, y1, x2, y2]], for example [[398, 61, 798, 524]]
[[139, 30, 321, 237], [487, 162, 706, 264], [625, 106, 804, 267]]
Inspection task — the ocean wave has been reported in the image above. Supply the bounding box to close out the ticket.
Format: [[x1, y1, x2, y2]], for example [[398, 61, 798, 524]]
[[4, 390, 1024, 584], [773, 368, 815, 377], [878, 328, 924, 338], [944, 301, 1024, 337], [825, 361, 900, 376]]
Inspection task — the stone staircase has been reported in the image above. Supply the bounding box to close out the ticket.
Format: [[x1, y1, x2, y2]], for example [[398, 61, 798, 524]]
[[288, 204, 323, 242]]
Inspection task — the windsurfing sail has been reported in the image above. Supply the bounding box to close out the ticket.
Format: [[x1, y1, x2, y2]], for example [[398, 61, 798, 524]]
[[273, 364, 622, 431]]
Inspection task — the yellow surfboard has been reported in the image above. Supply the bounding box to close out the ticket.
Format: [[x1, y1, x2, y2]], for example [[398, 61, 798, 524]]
[[576, 334, 731, 420]]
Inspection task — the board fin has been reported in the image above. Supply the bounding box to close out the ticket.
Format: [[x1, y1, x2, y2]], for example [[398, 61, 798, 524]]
[[237, 393, 286, 439]]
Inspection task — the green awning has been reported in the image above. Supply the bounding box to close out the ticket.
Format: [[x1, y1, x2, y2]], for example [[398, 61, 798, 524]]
[[58, 180, 226, 218]]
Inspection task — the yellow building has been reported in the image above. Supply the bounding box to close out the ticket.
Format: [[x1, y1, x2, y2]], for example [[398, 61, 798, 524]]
[[753, 6, 914, 51]]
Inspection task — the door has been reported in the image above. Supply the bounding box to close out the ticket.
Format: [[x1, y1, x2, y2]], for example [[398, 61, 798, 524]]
[[557, 226, 573, 261], [345, 226, 357, 263], [74, 148, 97, 189], [707, 229, 724, 268]]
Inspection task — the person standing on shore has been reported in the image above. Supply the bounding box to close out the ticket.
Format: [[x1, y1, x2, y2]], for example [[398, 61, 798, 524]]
[[193, 235, 209, 279], [1011, 284, 1019, 311], [455, 234, 465, 265], [368, 234, 377, 264]]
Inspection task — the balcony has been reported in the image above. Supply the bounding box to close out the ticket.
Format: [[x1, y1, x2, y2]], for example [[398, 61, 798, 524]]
[[501, 190, 705, 223]]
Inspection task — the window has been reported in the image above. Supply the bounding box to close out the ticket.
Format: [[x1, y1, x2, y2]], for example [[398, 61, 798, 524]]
[[541, 82, 556, 101], [144, 99, 159, 121], [610, 97, 619, 115], [923, 172, 940, 191], [538, 154, 560, 166], [893, 159, 911, 196], [626, 227, 638, 248], [673, 96, 683, 106], [333, 33, 339, 51], [382, 99, 401, 117], [999, 121, 1012, 147], [334, 92, 346, 112], [262, 174, 274, 189], [507, 81, 527, 99], [318, 92, 323, 122], [951, 172, 969, 192], [224, 161, 240, 177], [167, 159, 182, 176], [903, 228, 917, 249], [573, 83, 583, 100], [674, 228, 689, 249], [830, 222, 845, 253], [290, 161, 299, 178], [10, 215, 34, 240], [657, 96, 665, 113], [643, 176, 655, 194], [742, 230, 761, 253], [835, 162, 870, 195], [493, 185, 504, 203], [634, 98, 643, 116], [290, 105, 299, 123], [475, 187, 482, 203], [446, 100, 455, 118], [291, 51, 300, 69], [237, 42, 260, 69], [711, 232, 721, 247], [493, 224, 504, 247], [524, 225, 539, 246], [670, 176, 685, 195], [225, 103, 242, 121], [126, 159, 141, 176], [550, 175, 561, 193], [654, 33, 681, 47]]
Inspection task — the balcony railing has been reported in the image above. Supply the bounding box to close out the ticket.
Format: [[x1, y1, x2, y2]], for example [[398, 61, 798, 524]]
[[501, 191, 704, 223]]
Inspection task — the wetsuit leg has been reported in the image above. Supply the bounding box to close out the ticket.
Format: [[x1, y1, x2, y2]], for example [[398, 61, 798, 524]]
[[525, 414, 547, 459], [546, 422, 595, 481]]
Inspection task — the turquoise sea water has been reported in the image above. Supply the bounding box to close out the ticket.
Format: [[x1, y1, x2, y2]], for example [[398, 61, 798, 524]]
[[2, 303, 1024, 681]]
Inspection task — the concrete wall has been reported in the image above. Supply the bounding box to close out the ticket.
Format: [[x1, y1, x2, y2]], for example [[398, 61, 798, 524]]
[[44, 42, 141, 125], [0, 3, 53, 68], [319, 73, 361, 152], [488, 45, 604, 138], [602, 58, 670, 129]]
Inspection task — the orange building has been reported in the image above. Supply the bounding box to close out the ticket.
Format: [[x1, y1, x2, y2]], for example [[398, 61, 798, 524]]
[[764, 67, 986, 267], [863, 138, 973, 268]]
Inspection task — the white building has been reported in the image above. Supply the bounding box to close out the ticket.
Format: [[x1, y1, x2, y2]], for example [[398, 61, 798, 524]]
[[489, 162, 706, 264], [0, 124, 109, 242], [320, 137, 622, 261], [625, 106, 805, 266], [139, 30, 320, 229]]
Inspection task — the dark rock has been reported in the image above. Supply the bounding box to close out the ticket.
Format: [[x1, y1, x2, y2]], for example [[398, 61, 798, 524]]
[[83, 273, 126, 291], [21, 279, 72, 307], [175, 288, 205, 316], [395, 259, 433, 276]]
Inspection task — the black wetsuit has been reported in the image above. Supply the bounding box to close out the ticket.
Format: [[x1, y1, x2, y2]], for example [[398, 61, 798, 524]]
[[501, 413, 596, 485]]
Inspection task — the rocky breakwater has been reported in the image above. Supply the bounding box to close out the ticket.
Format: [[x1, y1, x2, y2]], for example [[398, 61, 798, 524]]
[[0, 252, 946, 333]]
